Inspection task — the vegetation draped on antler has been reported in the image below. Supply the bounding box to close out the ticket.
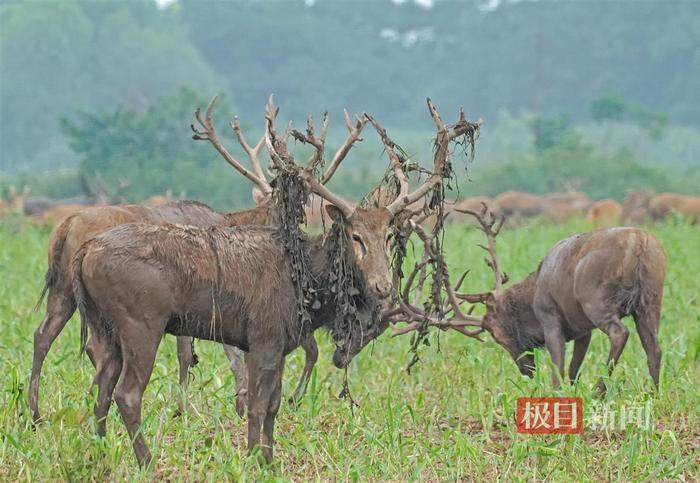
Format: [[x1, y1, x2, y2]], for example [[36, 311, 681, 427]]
[[360, 100, 484, 366]]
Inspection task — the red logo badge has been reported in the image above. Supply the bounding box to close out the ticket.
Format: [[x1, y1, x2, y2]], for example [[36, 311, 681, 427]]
[[516, 397, 583, 434]]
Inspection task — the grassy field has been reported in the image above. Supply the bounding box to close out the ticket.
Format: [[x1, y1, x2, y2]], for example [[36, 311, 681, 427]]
[[0, 216, 698, 481]]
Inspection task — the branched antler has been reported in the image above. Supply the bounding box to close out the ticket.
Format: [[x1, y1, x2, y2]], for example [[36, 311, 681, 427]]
[[389, 214, 484, 340], [192, 96, 272, 195], [384, 98, 481, 215], [320, 111, 369, 184], [265, 96, 355, 217], [456, 202, 508, 297]]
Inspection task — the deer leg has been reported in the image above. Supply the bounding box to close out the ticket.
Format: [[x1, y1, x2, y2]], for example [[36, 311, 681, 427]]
[[113, 322, 161, 468], [581, 302, 629, 396], [175, 336, 195, 416], [246, 349, 280, 463], [633, 306, 662, 389], [223, 345, 247, 417], [93, 339, 122, 438], [289, 334, 318, 407], [262, 359, 284, 463], [534, 301, 566, 388], [569, 332, 592, 383], [29, 290, 76, 424]]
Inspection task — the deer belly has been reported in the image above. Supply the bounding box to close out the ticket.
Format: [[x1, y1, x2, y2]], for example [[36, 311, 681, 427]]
[[165, 290, 249, 349]]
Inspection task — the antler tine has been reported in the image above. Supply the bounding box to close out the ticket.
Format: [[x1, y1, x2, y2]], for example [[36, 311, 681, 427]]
[[191, 96, 270, 192], [231, 116, 272, 195], [320, 110, 369, 185], [455, 202, 507, 292], [385, 98, 480, 216], [264, 95, 354, 217], [290, 111, 329, 173], [367, 114, 410, 206]]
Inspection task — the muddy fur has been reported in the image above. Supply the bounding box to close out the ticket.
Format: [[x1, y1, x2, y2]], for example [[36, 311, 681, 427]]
[[71, 207, 394, 465], [29, 199, 272, 423]]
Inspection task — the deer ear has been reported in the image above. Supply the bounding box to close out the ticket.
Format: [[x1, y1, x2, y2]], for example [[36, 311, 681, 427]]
[[325, 204, 347, 224], [485, 291, 497, 307]]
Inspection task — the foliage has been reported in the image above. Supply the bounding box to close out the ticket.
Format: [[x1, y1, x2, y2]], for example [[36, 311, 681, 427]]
[[1, 218, 698, 480], [590, 92, 668, 141], [2, 0, 700, 172], [532, 115, 578, 152], [590, 92, 627, 124]]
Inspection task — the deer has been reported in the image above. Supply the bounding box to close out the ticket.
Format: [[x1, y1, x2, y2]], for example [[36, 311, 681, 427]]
[[586, 198, 623, 227], [69, 97, 480, 466], [404, 205, 666, 394], [28, 97, 368, 424]]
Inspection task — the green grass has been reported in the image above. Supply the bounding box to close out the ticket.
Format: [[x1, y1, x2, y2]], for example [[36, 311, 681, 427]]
[[0, 216, 698, 480]]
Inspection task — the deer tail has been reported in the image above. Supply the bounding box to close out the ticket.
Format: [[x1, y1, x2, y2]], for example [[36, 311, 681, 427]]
[[34, 213, 78, 312]]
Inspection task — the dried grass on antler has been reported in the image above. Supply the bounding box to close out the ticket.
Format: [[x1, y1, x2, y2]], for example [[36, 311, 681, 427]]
[[264, 96, 356, 217], [388, 213, 484, 340]]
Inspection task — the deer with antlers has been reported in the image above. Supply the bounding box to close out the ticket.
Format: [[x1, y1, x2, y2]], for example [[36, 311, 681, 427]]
[[401, 204, 666, 394], [69, 97, 479, 465], [28, 97, 369, 424]]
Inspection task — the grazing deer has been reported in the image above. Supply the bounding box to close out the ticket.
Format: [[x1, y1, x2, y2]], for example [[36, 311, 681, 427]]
[[71, 97, 480, 465], [28, 98, 368, 423], [453, 207, 666, 393], [648, 193, 700, 224]]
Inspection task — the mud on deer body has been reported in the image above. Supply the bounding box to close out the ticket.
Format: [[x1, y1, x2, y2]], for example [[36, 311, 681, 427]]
[[456, 207, 666, 393], [28, 93, 369, 424]]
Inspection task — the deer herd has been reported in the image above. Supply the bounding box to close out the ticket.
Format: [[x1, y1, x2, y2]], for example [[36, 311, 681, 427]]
[[15, 95, 675, 467]]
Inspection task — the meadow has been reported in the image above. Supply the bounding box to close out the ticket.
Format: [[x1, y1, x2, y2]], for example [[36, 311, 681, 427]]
[[0, 216, 698, 481]]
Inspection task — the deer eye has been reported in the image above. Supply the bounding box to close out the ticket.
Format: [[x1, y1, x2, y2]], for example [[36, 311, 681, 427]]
[[352, 233, 367, 257]]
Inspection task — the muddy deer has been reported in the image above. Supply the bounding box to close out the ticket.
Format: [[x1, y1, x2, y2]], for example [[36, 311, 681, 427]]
[[70, 98, 480, 465], [427, 205, 666, 394], [28, 98, 368, 424]]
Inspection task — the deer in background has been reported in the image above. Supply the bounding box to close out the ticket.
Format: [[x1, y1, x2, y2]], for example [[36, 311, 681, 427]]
[[28, 97, 368, 423]]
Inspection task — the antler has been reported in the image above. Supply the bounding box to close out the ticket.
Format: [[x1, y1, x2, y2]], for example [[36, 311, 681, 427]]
[[385, 98, 480, 216], [290, 111, 329, 172], [455, 203, 508, 300], [265, 96, 355, 217], [366, 114, 410, 206], [192, 96, 273, 196], [231, 116, 268, 190], [389, 217, 484, 340], [320, 111, 369, 184]]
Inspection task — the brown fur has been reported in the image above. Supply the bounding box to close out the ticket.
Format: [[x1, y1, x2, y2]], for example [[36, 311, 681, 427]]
[[586, 199, 623, 227], [29, 204, 87, 227], [72, 206, 395, 465], [494, 191, 542, 219], [540, 191, 590, 223], [29, 200, 281, 423], [480, 227, 666, 393], [622, 190, 654, 224], [649, 193, 700, 223]]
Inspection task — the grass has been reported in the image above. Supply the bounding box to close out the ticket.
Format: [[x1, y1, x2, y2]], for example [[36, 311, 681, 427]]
[[0, 215, 698, 480]]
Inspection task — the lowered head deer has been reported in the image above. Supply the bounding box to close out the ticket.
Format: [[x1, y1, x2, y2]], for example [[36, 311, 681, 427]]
[[453, 206, 666, 394]]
